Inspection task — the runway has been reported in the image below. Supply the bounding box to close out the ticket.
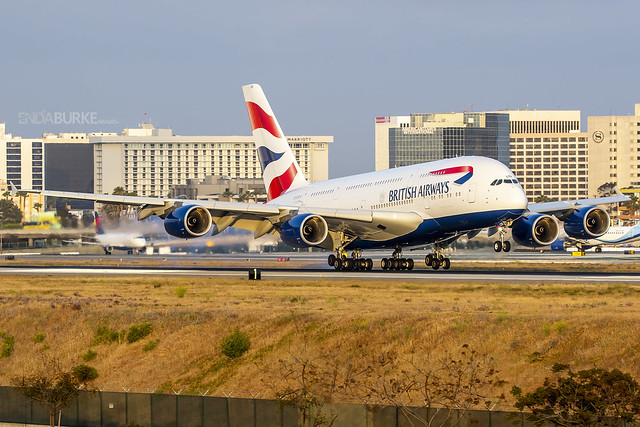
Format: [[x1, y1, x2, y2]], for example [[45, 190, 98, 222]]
[[0, 266, 638, 283], [0, 249, 639, 283]]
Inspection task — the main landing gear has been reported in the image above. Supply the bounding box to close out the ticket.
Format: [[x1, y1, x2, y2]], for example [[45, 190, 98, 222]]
[[381, 248, 415, 271], [424, 251, 451, 270], [328, 250, 373, 271]]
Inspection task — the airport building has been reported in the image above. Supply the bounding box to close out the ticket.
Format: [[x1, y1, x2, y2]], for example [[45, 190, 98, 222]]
[[375, 112, 510, 171], [587, 104, 640, 197], [92, 124, 332, 197], [504, 110, 589, 202]]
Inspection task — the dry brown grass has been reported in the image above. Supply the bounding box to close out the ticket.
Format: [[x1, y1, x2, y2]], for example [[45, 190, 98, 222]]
[[1, 275, 640, 410]]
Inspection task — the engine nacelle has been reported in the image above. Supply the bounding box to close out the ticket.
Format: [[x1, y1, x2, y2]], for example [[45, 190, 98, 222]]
[[164, 205, 212, 238], [511, 214, 559, 247], [563, 206, 609, 239], [279, 214, 328, 248]]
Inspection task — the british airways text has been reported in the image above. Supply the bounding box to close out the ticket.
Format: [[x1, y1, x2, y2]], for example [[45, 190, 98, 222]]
[[389, 181, 450, 202]]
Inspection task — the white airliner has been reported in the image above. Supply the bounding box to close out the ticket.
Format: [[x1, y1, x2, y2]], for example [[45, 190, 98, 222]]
[[78, 211, 147, 255], [553, 222, 640, 252], [23, 84, 628, 270]]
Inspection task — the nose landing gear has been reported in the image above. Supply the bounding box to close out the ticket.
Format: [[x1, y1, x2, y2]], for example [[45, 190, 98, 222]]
[[492, 223, 512, 253]]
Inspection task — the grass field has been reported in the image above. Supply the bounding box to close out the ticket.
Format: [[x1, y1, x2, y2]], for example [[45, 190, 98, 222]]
[[1, 274, 640, 410]]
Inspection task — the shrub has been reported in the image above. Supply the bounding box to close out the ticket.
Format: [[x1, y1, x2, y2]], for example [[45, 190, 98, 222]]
[[513, 364, 640, 425], [0, 330, 15, 358], [554, 321, 569, 334], [126, 322, 152, 343], [143, 339, 159, 352], [81, 349, 97, 361], [72, 365, 99, 382], [94, 326, 123, 345], [33, 333, 45, 343], [220, 328, 251, 359], [174, 286, 187, 298]]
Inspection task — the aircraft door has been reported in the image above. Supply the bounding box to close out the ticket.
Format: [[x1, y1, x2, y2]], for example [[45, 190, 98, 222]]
[[468, 183, 476, 203]]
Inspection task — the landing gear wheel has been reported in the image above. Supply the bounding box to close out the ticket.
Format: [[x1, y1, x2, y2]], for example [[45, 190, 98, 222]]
[[595, 247, 602, 253], [328, 254, 336, 266], [381, 258, 389, 270], [344, 258, 354, 270], [493, 241, 502, 252], [442, 258, 451, 270], [406, 258, 414, 270], [425, 254, 434, 267], [502, 241, 511, 252], [334, 258, 343, 271], [365, 258, 373, 270], [431, 257, 440, 270]]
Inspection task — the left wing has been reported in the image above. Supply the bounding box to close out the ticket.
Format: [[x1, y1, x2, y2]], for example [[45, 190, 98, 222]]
[[23, 189, 425, 247]]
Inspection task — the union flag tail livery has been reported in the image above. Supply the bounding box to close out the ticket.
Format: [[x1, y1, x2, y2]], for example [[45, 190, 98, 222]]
[[243, 84, 309, 201]]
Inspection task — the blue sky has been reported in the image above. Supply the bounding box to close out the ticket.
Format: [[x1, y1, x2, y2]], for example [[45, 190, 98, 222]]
[[1, 1, 639, 178]]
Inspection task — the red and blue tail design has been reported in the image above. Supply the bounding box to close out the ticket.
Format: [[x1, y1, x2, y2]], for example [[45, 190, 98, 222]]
[[429, 166, 473, 184], [243, 84, 309, 201], [94, 211, 105, 235]]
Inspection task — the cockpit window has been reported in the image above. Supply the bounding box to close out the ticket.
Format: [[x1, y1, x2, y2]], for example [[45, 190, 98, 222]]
[[504, 179, 513, 184]]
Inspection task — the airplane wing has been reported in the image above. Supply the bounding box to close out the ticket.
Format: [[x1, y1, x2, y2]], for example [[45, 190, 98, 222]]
[[23, 189, 425, 243], [64, 240, 102, 246], [527, 194, 629, 218]]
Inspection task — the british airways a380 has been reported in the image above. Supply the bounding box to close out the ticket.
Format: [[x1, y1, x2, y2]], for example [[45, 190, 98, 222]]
[[25, 84, 628, 271]]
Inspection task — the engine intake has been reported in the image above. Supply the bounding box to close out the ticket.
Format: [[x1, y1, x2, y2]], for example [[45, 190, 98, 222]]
[[164, 205, 212, 238], [563, 206, 609, 239], [512, 214, 559, 247], [279, 214, 328, 248]]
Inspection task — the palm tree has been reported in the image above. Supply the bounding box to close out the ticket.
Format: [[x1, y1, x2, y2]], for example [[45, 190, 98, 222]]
[[623, 194, 640, 216]]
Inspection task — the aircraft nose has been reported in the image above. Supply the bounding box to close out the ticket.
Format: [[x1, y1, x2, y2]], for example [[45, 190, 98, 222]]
[[512, 187, 529, 211]]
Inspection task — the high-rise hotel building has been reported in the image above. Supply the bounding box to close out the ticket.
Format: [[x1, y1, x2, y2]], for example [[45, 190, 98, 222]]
[[92, 124, 331, 197], [375, 112, 510, 171], [587, 104, 640, 197], [505, 110, 589, 201]]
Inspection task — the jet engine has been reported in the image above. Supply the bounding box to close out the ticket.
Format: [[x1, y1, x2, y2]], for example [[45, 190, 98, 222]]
[[279, 214, 328, 248], [563, 206, 609, 239], [511, 214, 559, 247], [164, 205, 212, 238]]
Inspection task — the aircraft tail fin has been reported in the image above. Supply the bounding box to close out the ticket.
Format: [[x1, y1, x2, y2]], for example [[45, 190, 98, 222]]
[[242, 84, 309, 201], [94, 211, 105, 235]]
